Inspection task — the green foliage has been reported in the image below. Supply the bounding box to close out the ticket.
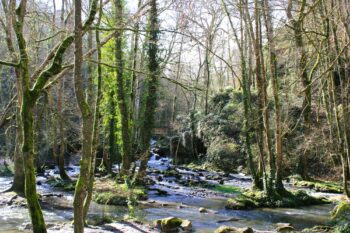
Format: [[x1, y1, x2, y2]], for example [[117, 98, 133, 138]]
[[197, 88, 258, 172], [46, 178, 76, 191], [93, 191, 128, 205], [92, 180, 147, 206], [0, 165, 13, 177], [207, 140, 243, 172]]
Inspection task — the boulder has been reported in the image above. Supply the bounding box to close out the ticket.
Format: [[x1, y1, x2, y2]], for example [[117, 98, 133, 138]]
[[154, 217, 192, 233], [180, 219, 192, 232], [214, 226, 254, 233], [276, 225, 295, 232], [199, 207, 208, 213]]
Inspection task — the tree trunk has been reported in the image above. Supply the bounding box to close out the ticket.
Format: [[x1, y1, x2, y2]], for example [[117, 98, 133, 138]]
[[22, 92, 47, 233], [263, 0, 284, 192], [83, 1, 103, 219], [114, 0, 132, 174], [73, 0, 94, 232], [137, 0, 159, 182]]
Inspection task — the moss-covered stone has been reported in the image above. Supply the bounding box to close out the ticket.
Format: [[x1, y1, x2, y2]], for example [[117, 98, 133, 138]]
[[92, 178, 147, 206], [291, 177, 342, 193], [301, 226, 332, 233], [154, 217, 192, 232], [329, 202, 350, 233], [226, 189, 328, 210], [214, 226, 254, 233]]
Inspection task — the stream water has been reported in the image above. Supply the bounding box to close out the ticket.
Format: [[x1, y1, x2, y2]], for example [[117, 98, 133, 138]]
[[0, 145, 338, 233]]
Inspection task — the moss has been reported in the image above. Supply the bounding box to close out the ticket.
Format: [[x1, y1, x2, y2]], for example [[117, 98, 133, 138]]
[[47, 178, 76, 191], [92, 178, 148, 206], [157, 169, 182, 179], [154, 217, 192, 232], [226, 189, 328, 210], [87, 215, 116, 226], [93, 191, 127, 205], [291, 178, 342, 193], [332, 202, 350, 219], [329, 202, 350, 233], [213, 185, 241, 194], [302, 226, 333, 233]]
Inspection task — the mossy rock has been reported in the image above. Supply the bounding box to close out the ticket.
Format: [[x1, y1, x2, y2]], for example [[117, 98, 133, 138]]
[[292, 179, 342, 194], [226, 198, 257, 210], [92, 179, 148, 206], [214, 226, 254, 233], [302, 226, 333, 233], [330, 202, 350, 233], [332, 202, 350, 219], [226, 189, 327, 210], [154, 217, 192, 232], [93, 192, 128, 205]]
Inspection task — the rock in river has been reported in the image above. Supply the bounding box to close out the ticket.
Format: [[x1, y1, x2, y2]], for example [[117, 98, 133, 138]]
[[154, 217, 192, 232], [214, 226, 254, 233]]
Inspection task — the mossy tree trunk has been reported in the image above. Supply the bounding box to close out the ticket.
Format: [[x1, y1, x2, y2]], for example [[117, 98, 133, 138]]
[[263, 0, 284, 193], [114, 0, 132, 174], [12, 1, 47, 232], [83, 0, 103, 219], [0, 0, 25, 195], [130, 0, 142, 145], [73, 0, 96, 232], [137, 0, 160, 182]]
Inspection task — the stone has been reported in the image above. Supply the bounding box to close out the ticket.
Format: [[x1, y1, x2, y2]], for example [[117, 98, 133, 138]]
[[199, 207, 208, 213], [154, 217, 192, 233], [180, 219, 192, 232], [276, 225, 295, 232], [214, 226, 254, 233], [238, 227, 254, 233]]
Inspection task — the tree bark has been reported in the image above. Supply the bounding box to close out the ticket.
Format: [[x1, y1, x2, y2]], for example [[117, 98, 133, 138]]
[[137, 0, 159, 182], [73, 0, 94, 232], [114, 0, 132, 174]]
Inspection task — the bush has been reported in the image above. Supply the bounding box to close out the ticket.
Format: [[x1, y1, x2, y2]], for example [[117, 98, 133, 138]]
[[207, 141, 244, 172]]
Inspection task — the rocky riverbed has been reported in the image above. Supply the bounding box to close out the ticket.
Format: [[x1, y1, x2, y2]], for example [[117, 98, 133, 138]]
[[0, 146, 340, 233]]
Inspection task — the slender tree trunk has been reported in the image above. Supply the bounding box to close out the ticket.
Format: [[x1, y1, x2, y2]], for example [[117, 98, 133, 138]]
[[130, 0, 142, 137], [114, 0, 132, 174], [287, 0, 311, 180], [263, 0, 284, 192], [73, 0, 94, 232], [83, 0, 103, 219], [12, 106, 25, 195], [137, 0, 159, 182]]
